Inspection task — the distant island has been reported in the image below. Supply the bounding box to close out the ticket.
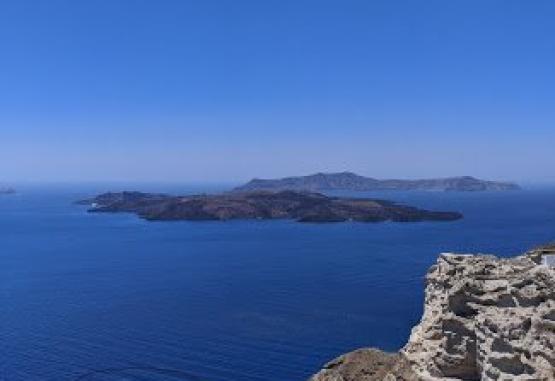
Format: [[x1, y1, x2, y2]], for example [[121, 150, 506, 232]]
[[79, 190, 462, 223], [0, 187, 15, 195], [234, 172, 520, 192]]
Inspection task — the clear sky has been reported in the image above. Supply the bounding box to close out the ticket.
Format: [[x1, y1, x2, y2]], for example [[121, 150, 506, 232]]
[[1, 0, 554, 183]]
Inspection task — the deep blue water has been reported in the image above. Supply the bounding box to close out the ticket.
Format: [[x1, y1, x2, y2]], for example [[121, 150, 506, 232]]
[[1, 184, 555, 381]]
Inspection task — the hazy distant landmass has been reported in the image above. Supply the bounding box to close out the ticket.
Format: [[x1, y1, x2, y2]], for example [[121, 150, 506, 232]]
[[0, 187, 15, 195], [80, 190, 462, 223], [234, 172, 521, 192]]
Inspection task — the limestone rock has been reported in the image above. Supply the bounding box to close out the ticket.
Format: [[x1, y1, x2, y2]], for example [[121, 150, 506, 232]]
[[403, 248, 555, 380], [309, 246, 555, 380]]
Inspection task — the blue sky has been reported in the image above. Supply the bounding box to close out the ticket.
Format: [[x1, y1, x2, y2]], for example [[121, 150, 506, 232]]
[[1, 0, 554, 183]]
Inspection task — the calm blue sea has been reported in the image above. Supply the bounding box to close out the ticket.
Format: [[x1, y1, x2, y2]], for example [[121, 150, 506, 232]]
[[1, 184, 555, 381]]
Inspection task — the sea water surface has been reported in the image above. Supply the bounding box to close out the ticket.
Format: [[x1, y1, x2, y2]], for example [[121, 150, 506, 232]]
[[1, 184, 555, 381]]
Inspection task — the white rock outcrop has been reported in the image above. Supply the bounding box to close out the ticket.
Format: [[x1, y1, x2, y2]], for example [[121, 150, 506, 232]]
[[311, 246, 555, 381], [404, 249, 554, 380]]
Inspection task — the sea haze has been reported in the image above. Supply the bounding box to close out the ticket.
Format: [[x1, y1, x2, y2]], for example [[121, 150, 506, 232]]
[[1, 184, 555, 381]]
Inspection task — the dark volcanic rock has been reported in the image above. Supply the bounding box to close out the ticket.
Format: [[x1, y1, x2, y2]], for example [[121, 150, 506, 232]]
[[79, 190, 462, 223], [234, 172, 520, 192]]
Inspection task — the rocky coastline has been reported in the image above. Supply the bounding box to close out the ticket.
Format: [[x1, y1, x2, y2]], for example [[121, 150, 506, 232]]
[[310, 245, 555, 380]]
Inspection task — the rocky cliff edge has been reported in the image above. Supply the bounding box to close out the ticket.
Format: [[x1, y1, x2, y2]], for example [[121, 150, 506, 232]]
[[310, 245, 555, 380]]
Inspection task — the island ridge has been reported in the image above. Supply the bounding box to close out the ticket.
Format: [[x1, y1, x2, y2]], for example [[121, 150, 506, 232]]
[[234, 172, 520, 193]]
